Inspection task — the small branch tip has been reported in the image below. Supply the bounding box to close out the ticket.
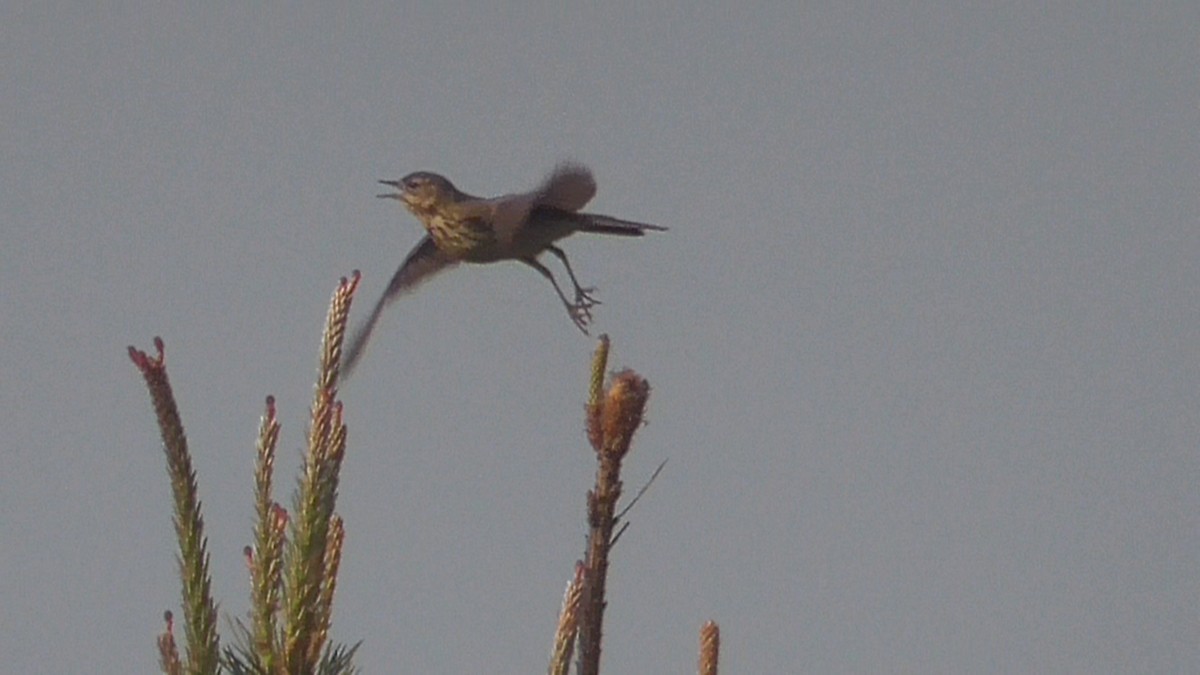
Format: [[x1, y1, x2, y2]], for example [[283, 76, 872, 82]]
[[128, 337, 167, 371]]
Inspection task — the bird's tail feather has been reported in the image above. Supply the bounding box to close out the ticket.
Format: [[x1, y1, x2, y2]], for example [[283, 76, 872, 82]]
[[581, 214, 667, 236]]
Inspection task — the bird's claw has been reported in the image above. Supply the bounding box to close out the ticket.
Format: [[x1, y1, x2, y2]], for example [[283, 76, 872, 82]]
[[566, 286, 600, 334], [567, 297, 595, 334], [575, 286, 601, 308], [569, 303, 592, 332]]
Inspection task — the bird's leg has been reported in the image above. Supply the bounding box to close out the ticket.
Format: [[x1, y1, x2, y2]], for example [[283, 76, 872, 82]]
[[521, 257, 592, 333], [545, 245, 600, 309]]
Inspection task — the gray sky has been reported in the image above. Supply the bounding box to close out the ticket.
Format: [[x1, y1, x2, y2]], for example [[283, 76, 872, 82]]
[[3, 3, 1197, 672]]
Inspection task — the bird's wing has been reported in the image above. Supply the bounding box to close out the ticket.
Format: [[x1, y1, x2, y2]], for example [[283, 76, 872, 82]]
[[484, 163, 598, 246], [342, 235, 455, 378], [535, 162, 596, 212], [482, 191, 537, 246]]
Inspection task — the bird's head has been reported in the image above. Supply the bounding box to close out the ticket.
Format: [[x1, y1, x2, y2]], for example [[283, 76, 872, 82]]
[[378, 172, 463, 213]]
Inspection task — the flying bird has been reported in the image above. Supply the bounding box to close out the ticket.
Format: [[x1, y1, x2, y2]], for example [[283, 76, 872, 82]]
[[341, 163, 664, 377]]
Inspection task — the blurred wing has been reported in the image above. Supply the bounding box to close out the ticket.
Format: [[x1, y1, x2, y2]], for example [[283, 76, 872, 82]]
[[535, 162, 596, 212], [483, 191, 536, 246], [342, 236, 454, 378], [486, 163, 598, 245]]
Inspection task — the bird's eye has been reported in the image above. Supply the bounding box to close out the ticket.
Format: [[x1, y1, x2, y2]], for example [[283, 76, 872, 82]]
[[404, 177, 424, 190]]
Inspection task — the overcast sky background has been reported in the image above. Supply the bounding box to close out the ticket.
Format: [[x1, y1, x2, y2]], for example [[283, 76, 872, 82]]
[[3, 3, 1197, 672]]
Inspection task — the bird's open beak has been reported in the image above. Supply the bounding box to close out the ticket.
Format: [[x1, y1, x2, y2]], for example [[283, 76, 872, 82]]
[[377, 179, 403, 199]]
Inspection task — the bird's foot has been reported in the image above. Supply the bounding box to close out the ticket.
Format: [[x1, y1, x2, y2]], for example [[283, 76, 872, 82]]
[[568, 287, 600, 334], [567, 299, 594, 334], [575, 286, 601, 309]]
